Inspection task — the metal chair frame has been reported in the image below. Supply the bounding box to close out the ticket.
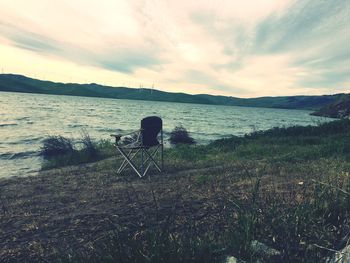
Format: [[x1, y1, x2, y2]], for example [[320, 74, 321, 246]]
[[111, 117, 164, 178]]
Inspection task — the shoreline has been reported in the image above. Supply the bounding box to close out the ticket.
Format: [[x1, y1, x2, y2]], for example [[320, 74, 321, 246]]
[[1, 119, 350, 262]]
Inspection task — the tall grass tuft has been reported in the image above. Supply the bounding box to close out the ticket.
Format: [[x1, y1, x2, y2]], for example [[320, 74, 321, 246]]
[[170, 125, 196, 145], [80, 129, 98, 158], [40, 131, 115, 170], [40, 135, 74, 159]]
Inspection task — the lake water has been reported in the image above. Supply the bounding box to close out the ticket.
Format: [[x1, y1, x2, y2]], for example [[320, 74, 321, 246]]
[[0, 91, 331, 178]]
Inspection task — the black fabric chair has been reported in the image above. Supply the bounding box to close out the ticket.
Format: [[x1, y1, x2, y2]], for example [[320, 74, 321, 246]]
[[111, 116, 163, 178]]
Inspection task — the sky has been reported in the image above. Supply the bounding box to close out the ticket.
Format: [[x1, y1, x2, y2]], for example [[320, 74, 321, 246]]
[[0, 0, 349, 98]]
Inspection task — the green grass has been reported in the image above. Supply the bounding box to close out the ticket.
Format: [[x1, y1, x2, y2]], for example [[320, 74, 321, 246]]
[[166, 119, 350, 164], [41, 136, 115, 170], [41, 119, 350, 170], [33, 159, 349, 262], [21, 119, 350, 262]]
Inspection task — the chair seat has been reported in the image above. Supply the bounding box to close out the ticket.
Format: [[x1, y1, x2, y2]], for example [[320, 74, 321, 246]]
[[119, 141, 160, 149]]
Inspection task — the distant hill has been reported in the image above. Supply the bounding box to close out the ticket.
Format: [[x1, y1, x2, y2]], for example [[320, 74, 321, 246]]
[[0, 73, 348, 111], [311, 96, 350, 118]]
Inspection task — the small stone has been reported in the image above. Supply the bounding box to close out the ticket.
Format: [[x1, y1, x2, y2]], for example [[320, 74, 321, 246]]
[[225, 255, 238, 263]]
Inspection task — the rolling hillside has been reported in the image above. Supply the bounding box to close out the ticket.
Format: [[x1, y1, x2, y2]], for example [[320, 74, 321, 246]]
[[311, 96, 350, 118], [0, 73, 347, 111]]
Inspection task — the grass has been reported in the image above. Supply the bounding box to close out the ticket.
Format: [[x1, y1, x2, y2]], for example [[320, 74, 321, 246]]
[[41, 119, 350, 170], [40, 135, 74, 158], [1, 119, 350, 262], [40, 132, 115, 170], [169, 125, 196, 145]]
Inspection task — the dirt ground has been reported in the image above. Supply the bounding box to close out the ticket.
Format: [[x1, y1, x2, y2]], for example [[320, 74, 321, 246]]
[[0, 158, 303, 262]]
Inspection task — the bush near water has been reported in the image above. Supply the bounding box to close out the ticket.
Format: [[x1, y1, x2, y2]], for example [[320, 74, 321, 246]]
[[40, 132, 114, 169], [170, 125, 196, 145]]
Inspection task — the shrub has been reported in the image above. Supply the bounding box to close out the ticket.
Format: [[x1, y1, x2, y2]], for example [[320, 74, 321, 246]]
[[169, 125, 196, 145], [80, 129, 97, 158], [40, 136, 74, 159], [40, 131, 109, 170]]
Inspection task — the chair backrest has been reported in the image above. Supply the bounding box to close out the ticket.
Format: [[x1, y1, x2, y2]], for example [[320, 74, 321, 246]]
[[141, 116, 162, 147]]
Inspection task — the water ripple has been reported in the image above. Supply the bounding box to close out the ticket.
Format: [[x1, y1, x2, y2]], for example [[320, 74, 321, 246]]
[[0, 123, 18, 127], [0, 150, 39, 160]]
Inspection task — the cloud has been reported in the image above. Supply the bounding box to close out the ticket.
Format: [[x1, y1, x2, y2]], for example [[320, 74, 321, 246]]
[[181, 69, 246, 94], [0, 0, 349, 97], [195, 0, 350, 95], [250, 0, 350, 91], [253, 0, 350, 53], [0, 20, 164, 74], [0, 23, 59, 53], [97, 48, 163, 73]]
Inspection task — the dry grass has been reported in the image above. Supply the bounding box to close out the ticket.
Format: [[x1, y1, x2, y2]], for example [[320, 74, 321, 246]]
[[1, 120, 350, 262], [1, 157, 349, 262]]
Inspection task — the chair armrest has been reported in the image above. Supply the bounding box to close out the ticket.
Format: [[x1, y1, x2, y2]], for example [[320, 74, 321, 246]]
[[110, 134, 122, 144], [110, 129, 142, 144]]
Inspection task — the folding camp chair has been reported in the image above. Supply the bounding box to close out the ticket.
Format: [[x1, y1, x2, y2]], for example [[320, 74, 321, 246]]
[[111, 116, 164, 178]]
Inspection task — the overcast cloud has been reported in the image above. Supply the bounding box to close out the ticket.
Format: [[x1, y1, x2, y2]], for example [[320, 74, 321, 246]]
[[0, 0, 349, 97]]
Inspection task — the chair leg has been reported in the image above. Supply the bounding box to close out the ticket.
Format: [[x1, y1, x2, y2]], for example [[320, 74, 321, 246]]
[[141, 148, 160, 177], [161, 130, 164, 170], [141, 147, 144, 176], [161, 144, 164, 170], [143, 147, 162, 172], [118, 149, 132, 173], [117, 148, 140, 173], [143, 161, 152, 177], [116, 147, 143, 178], [116, 145, 163, 178]]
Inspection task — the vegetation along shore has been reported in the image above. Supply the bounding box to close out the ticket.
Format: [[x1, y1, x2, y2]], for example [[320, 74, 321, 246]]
[[1, 119, 350, 262]]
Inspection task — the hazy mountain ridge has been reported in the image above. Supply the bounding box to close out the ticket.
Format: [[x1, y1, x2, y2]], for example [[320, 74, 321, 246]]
[[311, 96, 350, 119], [0, 73, 348, 111]]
